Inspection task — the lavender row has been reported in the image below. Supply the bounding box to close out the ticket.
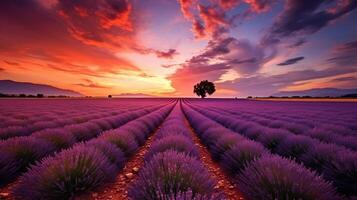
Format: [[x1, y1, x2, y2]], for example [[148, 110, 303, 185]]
[[185, 102, 357, 198], [0, 105, 149, 140], [197, 104, 357, 150], [0, 103, 168, 185], [186, 99, 357, 135], [11, 102, 175, 200], [0, 107, 118, 128], [182, 103, 342, 200], [0, 99, 173, 128], [0, 99, 168, 136], [129, 103, 223, 199], [0, 100, 138, 128]]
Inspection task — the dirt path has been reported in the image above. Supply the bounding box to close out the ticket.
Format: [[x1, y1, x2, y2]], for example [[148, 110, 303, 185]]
[[183, 115, 244, 200], [0, 179, 19, 199], [75, 130, 158, 200]]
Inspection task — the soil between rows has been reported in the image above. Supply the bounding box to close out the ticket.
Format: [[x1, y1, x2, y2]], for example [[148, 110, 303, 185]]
[[75, 130, 159, 200], [183, 115, 244, 200], [79, 107, 245, 200], [1, 105, 245, 200]]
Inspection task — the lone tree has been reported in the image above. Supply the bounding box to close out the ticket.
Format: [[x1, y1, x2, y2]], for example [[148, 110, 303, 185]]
[[193, 80, 216, 98]]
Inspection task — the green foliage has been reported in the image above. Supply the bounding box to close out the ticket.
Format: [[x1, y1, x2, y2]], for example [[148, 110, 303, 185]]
[[193, 80, 216, 98]]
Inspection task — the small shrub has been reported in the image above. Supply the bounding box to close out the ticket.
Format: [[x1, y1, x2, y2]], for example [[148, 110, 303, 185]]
[[65, 124, 92, 141], [243, 126, 264, 140], [323, 151, 357, 196], [33, 129, 76, 150], [210, 133, 243, 161], [0, 126, 27, 139], [101, 131, 139, 157], [129, 151, 216, 200], [256, 129, 287, 152], [145, 135, 199, 161], [221, 140, 266, 175], [121, 126, 147, 145], [200, 127, 224, 147], [85, 139, 126, 169], [0, 137, 55, 184], [237, 155, 340, 200], [301, 143, 345, 173], [276, 135, 314, 160], [155, 127, 189, 140], [13, 146, 116, 200]]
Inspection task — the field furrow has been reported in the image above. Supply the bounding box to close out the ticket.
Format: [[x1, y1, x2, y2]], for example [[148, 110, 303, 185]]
[[2, 101, 175, 199], [0, 98, 356, 200], [0, 102, 173, 189], [184, 100, 356, 198]]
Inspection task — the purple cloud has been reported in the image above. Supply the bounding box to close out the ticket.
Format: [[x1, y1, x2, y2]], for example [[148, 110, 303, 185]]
[[327, 40, 357, 67], [262, 0, 357, 46], [277, 56, 305, 66], [218, 65, 357, 96]]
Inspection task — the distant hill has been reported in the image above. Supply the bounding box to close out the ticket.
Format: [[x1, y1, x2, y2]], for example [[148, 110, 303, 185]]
[[0, 80, 83, 97], [273, 88, 357, 97], [113, 93, 156, 98]]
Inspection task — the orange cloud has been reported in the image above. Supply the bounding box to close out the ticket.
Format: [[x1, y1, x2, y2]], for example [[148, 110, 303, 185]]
[[178, 0, 274, 39]]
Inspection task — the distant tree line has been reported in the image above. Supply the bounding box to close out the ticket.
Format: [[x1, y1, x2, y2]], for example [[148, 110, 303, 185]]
[[0, 93, 70, 98], [249, 94, 357, 99]]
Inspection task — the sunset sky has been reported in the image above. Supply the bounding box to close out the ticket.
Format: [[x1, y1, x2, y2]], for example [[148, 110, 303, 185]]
[[1, 0, 357, 97]]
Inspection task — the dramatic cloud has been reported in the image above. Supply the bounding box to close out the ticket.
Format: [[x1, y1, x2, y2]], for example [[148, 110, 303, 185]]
[[327, 40, 357, 67], [75, 79, 110, 88], [3, 60, 20, 66], [0, 0, 142, 79], [155, 49, 178, 59], [1, 0, 356, 96], [169, 36, 270, 95], [331, 76, 357, 82], [277, 56, 305, 66], [191, 37, 267, 74], [288, 39, 306, 48], [177, 0, 274, 39], [218, 65, 357, 96], [218, 0, 275, 12], [262, 0, 357, 45], [133, 48, 179, 59], [55, 0, 133, 48], [196, 4, 230, 38]]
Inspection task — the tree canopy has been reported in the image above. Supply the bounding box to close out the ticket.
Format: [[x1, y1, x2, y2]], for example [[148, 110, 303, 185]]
[[193, 80, 216, 98]]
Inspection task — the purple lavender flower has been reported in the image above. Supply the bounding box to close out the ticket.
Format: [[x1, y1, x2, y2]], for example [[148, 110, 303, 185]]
[[301, 143, 347, 173], [64, 124, 92, 141], [129, 151, 216, 200], [0, 137, 55, 185], [237, 155, 340, 200], [210, 133, 244, 161], [155, 127, 189, 140], [220, 140, 266, 175], [121, 126, 147, 145], [33, 129, 76, 150], [256, 129, 288, 152], [145, 135, 199, 161], [0, 126, 28, 139], [85, 139, 126, 170], [12, 146, 116, 200], [276, 135, 315, 160], [101, 131, 139, 157], [323, 151, 357, 196]]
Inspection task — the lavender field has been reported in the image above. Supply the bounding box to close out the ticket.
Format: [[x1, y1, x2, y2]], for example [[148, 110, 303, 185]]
[[0, 98, 356, 200]]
